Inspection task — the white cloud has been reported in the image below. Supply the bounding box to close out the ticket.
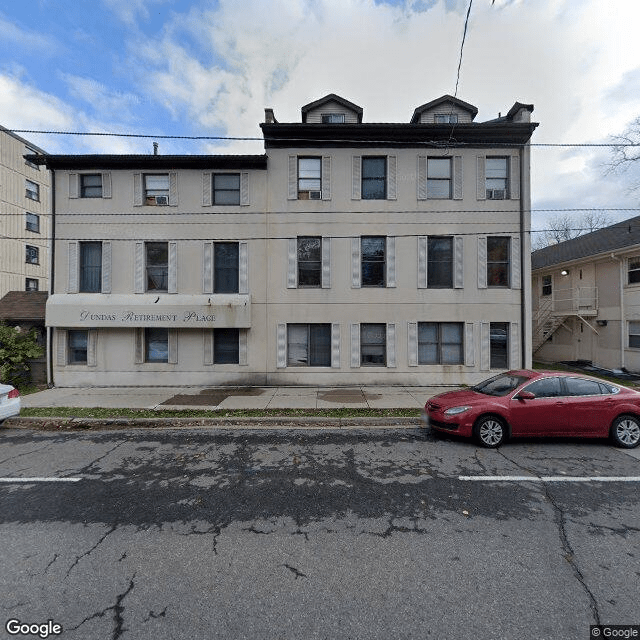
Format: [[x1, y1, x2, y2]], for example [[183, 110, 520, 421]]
[[0, 13, 60, 53], [100, 0, 172, 26]]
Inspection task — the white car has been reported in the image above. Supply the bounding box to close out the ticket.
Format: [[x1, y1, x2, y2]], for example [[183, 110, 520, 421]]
[[0, 384, 21, 422]]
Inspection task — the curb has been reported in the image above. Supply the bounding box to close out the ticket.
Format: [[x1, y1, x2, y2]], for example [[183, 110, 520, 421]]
[[2, 416, 423, 432]]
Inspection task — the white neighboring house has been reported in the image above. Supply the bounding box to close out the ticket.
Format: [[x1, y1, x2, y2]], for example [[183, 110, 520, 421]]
[[532, 215, 640, 372], [0, 126, 50, 299], [35, 94, 538, 386]]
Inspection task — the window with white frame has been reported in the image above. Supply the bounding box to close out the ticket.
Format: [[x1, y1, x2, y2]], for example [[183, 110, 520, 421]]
[[146, 242, 168, 292], [25, 245, 39, 264], [144, 174, 169, 205], [434, 113, 458, 124], [629, 321, 640, 348], [79, 242, 102, 293], [487, 237, 510, 287], [629, 258, 640, 284], [427, 158, 452, 199], [25, 278, 38, 291], [418, 322, 463, 365], [214, 328, 239, 364], [297, 237, 322, 287], [287, 324, 331, 366], [81, 174, 102, 198], [25, 212, 39, 233], [25, 146, 39, 169], [490, 322, 509, 368], [145, 328, 169, 362], [361, 157, 387, 200], [485, 158, 508, 199], [214, 242, 239, 293], [361, 236, 386, 287], [297, 158, 322, 199], [542, 275, 552, 296], [68, 330, 88, 365], [25, 179, 39, 201], [427, 237, 453, 288], [321, 113, 345, 123], [213, 174, 240, 205], [361, 323, 386, 366]]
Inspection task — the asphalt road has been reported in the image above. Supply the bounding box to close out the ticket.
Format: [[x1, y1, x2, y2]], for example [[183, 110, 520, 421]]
[[1, 426, 639, 640]]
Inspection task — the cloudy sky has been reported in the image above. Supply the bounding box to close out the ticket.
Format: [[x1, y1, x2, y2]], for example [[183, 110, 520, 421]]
[[2, 0, 640, 234]]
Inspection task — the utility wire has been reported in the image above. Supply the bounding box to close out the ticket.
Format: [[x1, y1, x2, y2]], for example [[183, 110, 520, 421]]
[[455, 0, 474, 98]]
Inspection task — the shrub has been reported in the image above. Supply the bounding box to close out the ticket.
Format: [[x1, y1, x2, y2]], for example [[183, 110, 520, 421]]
[[0, 322, 44, 386]]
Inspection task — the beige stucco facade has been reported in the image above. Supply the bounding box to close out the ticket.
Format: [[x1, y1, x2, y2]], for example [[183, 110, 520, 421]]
[[42, 95, 537, 386], [0, 127, 50, 299]]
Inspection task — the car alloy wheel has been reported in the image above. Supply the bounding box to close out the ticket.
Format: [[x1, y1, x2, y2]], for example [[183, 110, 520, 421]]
[[474, 416, 506, 448], [611, 415, 640, 448]]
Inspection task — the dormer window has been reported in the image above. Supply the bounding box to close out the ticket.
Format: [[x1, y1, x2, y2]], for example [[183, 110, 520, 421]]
[[434, 113, 458, 124], [321, 113, 345, 124]]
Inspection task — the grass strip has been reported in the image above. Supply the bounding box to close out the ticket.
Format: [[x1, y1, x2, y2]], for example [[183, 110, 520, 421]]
[[20, 407, 422, 420]]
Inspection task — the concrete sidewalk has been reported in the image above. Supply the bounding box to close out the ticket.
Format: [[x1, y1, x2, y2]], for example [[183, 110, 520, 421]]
[[20, 384, 450, 411]]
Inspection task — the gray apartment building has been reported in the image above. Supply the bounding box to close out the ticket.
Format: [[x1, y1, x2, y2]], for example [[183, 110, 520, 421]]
[[33, 94, 537, 386]]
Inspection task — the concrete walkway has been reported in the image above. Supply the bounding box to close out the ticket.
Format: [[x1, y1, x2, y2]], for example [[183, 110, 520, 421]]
[[20, 384, 451, 410]]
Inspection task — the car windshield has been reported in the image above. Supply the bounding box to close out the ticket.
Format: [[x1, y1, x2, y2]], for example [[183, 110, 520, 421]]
[[472, 373, 531, 397]]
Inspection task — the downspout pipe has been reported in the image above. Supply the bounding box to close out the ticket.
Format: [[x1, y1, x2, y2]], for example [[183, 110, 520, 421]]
[[520, 143, 528, 368], [47, 168, 55, 387]]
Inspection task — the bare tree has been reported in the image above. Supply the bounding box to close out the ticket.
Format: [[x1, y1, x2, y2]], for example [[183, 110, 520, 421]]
[[608, 117, 640, 179], [532, 211, 614, 250]]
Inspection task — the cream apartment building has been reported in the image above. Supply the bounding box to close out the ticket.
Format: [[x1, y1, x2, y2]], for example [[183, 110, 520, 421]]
[[0, 126, 50, 299], [532, 216, 640, 372], [34, 94, 537, 386]]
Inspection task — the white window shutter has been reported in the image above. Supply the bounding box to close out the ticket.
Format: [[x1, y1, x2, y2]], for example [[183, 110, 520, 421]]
[[352, 156, 361, 200], [276, 323, 287, 368], [288, 156, 297, 200], [68, 241, 79, 293], [417, 237, 427, 289], [287, 239, 297, 288], [203, 330, 213, 365], [134, 328, 144, 364], [453, 155, 463, 200], [133, 173, 143, 206], [331, 323, 340, 368], [510, 322, 520, 368], [102, 241, 112, 293], [478, 236, 487, 289], [351, 237, 361, 288], [239, 241, 249, 294], [480, 322, 490, 370], [57, 330, 67, 367], [239, 329, 248, 365], [476, 156, 486, 200], [169, 172, 178, 206], [87, 330, 98, 367], [134, 242, 144, 293], [69, 174, 79, 199], [386, 237, 396, 287], [168, 329, 178, 364], [203, 242, 213, 293], [510, 155, 520, 200], [454, 236, 464, 289], [386, 323, 397, 368], [511, 236, 521, 289], [168, 241, 177, 293], [387, 155, 397, 200], [321, 237, 331, 289], [407, 322, 418, 366], [417, 156, 427, 201], [102, 172, 112, 199], [322, 156, 331, 200], [350, 324, 360, 368], [465, 322, 475, 366], [240, 172, 249, 206], [202, 173, 212, 206]]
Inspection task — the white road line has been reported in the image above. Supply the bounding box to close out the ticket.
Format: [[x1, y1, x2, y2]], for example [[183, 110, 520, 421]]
[[459, 475, 640, 482], [0, 477, 82, 483]]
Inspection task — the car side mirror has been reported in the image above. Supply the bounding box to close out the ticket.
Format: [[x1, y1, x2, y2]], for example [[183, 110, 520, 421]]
[[515, 391, 535, 400]]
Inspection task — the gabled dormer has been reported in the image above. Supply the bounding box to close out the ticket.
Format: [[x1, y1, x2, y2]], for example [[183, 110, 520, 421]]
[[410, 95, 478, 124], [301, 94, 364, 124]]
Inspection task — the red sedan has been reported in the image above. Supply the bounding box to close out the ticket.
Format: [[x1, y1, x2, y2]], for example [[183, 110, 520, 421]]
[[423, 370, 640, 448]]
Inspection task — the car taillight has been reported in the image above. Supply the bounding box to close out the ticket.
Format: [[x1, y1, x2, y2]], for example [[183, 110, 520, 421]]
[[8, 389, 19, 399]]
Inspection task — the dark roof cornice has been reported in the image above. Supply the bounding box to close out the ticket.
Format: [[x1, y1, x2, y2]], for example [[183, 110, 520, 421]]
[[260, 122, 538, 148], [27, 154, 268, 170]]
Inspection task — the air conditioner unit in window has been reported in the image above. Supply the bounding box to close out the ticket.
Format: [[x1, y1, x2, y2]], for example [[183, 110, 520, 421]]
[[309, 190, 322, 200], [154, 195, 169, 205], [486, 189, 506, 200]]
